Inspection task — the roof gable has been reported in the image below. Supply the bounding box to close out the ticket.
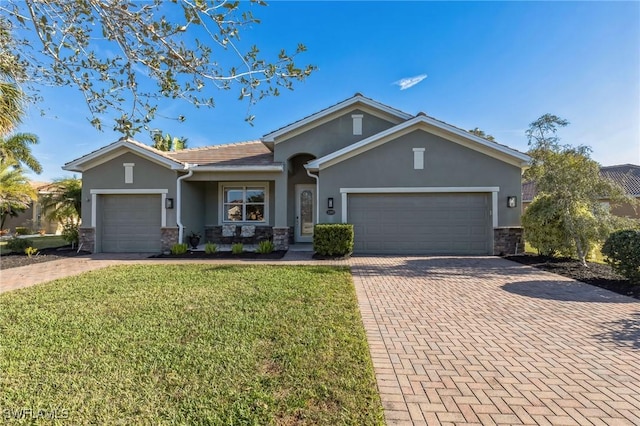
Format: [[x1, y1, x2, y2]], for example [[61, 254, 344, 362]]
[[305, 114, 530, 171], [262, 93, 412, 143], [63, 138, 185, 173]]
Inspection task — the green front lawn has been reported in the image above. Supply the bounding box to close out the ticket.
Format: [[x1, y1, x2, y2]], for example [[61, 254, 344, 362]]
[[0, 235, 68, 254], [0, 265, 383, 424]]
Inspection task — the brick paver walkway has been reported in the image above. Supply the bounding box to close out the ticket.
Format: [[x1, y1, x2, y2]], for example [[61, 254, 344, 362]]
[[351, 256, 640, 425], [2, 254, 639, 425]]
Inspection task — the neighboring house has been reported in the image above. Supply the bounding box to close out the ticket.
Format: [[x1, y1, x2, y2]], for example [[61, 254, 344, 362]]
[[2, 181, 61, 235], [63, 94, 530, 255], [522, 164, 640, 219]]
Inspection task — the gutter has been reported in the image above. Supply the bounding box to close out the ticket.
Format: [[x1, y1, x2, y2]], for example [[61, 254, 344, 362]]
[[305, 167, 320, 223], [177, 164, 196, 243]]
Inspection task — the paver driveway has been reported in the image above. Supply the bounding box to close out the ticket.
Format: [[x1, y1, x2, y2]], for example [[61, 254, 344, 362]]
[[351, 256, 640, 425]]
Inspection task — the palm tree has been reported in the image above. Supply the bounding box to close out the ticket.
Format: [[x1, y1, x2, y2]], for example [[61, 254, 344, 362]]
[[41, 177, 82, 224], [0, 161, 37, 229], [0, 132, 42, 174], [0, 81, 24, 137]]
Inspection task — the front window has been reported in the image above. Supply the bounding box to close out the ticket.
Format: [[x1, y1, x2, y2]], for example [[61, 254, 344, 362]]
[[223, 186, 266, 222]]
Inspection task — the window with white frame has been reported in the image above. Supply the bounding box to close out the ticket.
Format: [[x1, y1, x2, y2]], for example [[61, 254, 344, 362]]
[[222, 185, 267, 222]]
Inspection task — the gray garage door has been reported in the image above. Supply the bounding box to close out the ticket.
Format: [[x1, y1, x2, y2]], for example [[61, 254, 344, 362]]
[[101, 194, 161, 252], [348, 193, 492, 254]]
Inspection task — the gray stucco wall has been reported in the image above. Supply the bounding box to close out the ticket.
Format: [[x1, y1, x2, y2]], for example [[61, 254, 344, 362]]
[[318, 129, 524, 227], [81, 152, 178, 227], [180, 181, 205, 243], [274, 110, 396, 163]]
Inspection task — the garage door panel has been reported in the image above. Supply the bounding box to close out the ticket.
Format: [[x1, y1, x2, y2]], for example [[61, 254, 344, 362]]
[[101, 194, 161, 252], [349, 193, 491, 255]]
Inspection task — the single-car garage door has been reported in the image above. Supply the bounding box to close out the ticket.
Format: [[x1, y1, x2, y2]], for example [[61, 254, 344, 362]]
[[348, 193, 491, 254], [101, 194, 161, 252]]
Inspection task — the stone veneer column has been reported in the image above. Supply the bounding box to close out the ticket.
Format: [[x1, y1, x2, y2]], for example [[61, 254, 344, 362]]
[[272, 227, 290, 251], [79, 227, 95, 253], [161, 227, 179, 253], [493, 227, 524, 256]]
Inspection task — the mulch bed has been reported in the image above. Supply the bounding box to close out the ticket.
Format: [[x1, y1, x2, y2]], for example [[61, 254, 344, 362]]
[[505, 254, 640, 300], [150, 250, 287, 260], [0, 247, 91, 270]]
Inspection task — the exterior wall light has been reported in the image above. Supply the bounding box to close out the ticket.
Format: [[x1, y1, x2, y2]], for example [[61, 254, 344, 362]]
[[327, 197, 334, 209], [507, 196, 517, 208], [165, 198, 174, 209]]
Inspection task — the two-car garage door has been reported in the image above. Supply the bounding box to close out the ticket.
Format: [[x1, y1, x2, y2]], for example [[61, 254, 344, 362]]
[[348, 193, 492, 255], [101, 194, 161, 252]]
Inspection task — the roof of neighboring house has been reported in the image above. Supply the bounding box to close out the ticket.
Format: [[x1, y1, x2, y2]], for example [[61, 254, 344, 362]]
[[166, 140, 276, 167], [600, 164, 640, 196], [523, 164, 640, 201]]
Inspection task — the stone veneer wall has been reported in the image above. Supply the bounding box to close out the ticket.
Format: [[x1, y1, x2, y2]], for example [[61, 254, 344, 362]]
[[272, 227, 290, 251], [161, 227, 179, 253], [79, 227, 95, 253], [493, 227, 524, 256]]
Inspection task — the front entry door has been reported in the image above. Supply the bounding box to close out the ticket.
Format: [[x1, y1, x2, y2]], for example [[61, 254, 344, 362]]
[[295, 184, 315, 243]]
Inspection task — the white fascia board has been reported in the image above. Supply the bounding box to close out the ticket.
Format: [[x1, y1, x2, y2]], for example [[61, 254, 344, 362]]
[[308, 115, 530, 170], [339, 187, 500, 194], [262, 95, 412, 142], [63, 140, 184, 172], [191, 165, 284, 172], [416, 115, 530, 163], [90, 189, 169, 194]]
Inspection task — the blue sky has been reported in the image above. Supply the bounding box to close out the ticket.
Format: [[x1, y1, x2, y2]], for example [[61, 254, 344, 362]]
[[18, 1, 640, 182]]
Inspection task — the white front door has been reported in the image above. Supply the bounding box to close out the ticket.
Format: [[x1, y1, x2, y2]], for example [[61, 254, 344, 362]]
[[295, 184, 315, 243]]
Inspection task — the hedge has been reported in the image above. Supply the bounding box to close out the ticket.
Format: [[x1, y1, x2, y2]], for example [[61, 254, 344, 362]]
[[313, 224, 354, 256]]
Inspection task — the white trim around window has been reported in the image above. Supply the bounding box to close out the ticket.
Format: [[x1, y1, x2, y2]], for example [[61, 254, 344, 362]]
[[218, 182, 269, 224], [89, 188, 169, 228], [339, 186, 500, 228]]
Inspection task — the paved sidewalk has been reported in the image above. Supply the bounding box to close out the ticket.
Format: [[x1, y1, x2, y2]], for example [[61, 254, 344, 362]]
[[2, 254, 639, 425]]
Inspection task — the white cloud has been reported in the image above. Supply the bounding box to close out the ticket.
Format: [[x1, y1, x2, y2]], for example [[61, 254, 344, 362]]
[[394, 74, 427, 90]]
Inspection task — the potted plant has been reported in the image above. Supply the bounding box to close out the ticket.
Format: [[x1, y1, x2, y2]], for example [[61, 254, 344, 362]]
[[188, 231, 201, 249]]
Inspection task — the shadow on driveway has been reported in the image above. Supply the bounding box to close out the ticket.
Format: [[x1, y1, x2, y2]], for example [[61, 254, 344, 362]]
[[501, 280, 638, 304], [594, 312, 640, 349]]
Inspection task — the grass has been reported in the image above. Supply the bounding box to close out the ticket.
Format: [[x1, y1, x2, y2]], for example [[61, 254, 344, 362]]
[[0, 235, 67, 255], [0, 265, 383, 424]]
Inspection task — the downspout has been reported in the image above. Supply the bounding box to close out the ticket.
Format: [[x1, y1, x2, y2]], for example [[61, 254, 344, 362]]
[[177, 164, 195, 243], [305, 167, 320, 223]]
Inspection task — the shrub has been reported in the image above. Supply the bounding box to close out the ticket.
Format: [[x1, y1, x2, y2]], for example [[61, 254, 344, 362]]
[[171, 243, 188, 255], [231, 243, 244, 254], [25, 247, 38, 257], [256, 240, 274, 254], [6, 237, 32, 253], [14, 227, 30, 235], [313, 224, 354, 257], [61, 223, 79, 245], [204, 242, 218, 254], [602, 230, 640, 282]]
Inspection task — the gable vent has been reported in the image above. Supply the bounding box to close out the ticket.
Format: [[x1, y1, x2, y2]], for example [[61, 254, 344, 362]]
[[352, 114, 363, 136]]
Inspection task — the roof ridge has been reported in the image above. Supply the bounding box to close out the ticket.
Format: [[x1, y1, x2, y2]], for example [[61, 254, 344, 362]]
[[173, 140, 263, 153]]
